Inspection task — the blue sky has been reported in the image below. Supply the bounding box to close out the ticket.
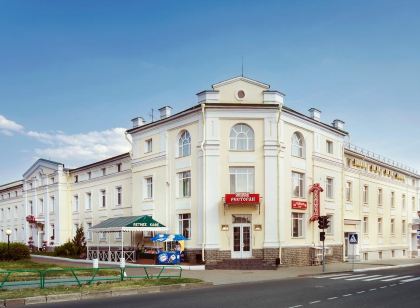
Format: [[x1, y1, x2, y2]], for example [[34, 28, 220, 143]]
[[1, 0, 420, 183]]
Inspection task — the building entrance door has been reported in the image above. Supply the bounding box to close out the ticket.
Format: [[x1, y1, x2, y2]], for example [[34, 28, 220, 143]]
[[232, 215, 252, 259]]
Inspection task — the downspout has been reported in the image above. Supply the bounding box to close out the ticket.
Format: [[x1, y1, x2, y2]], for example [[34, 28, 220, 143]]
[[277, 105, 283, 264], [200, 103, 206, 262]]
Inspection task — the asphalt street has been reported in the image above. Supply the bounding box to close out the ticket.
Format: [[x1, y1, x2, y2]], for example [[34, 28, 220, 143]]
[[37, 265, 420, 308]]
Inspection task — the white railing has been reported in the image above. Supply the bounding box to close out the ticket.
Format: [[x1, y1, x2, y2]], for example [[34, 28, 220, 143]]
[[345, 143, 419, 175], [88, 248, 136, 262]]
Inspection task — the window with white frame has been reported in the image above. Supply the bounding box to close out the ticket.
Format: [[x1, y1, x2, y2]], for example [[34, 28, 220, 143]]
[[144, 177, 153, 199], [50, 224, 55, 240], [402, 220, 406, 235], [377, 188, 383, 206], [101, 168, 106, 176], [326, 214, 333, 235], [50, 196, 55, 213], [73, 195, 79, 212], [115, 231, 122, 240], [178, 130, 191, 157], [87, 171, 91, 180], [326, 140, 334, 154], [86, 222, 92, 240], [363, 217, 369, 234], [362, 185, 369, 204], [178, 171, 191, 197], [229, 167, 254, 193], [99, 232, 106, 241], [291, 213, 304, 238], [100, 190, 106, 208], [39, 198, 44, 214], [412, 197, 416, 211], [326, 177, 334, 199], [116, 187, 122, 206], [144, 138, 153, 153], [29, 201, 33, 215], [117, 163, 122, 172], [178, 213, 191, 239], [345, 181, 352, 202], [85, 192, 92, 210], [377, 217, 383, 234], [402, 194, 406, 210], [292, 171, 305, 198], [229, 123, 255, 151], [391, 191, 395, 208], [291, 132, 305, 158], [390, 218, 395, 235]]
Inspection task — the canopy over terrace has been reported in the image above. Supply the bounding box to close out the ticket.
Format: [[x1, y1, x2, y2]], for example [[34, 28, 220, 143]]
[[88, 216, 167, 262]]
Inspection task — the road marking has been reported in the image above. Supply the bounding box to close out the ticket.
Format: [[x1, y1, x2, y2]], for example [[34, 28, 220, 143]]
[[356, 291, 365, 294], [327, 297, 338, 300], [363, 275, 395, 281], [343, 294, 352, 297], [314, 273, 353, 278], [309, 300, 321, 304], [400, 277, 420, 283], [331, 274, 366, 280], [381, 275, 413, 281], [288, 305, 302, 308], [369, 288, 377, 291], [346, 274, 379, 281], [380, 286, 387, 289], [390, 284, 397, 287]]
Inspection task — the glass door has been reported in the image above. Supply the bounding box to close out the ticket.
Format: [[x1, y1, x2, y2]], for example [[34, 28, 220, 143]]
[[232, 223, 252, 258]]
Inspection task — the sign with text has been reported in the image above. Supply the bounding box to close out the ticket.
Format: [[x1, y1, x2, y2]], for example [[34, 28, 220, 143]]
[[309, 183, 323, 221], [225, 193, 260, 205], [291, 200, 307, 210]]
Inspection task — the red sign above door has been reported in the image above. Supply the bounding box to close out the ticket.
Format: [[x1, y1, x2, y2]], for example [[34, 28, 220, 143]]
[[291, 200, 307, 210], [225, 193, 260, 205]]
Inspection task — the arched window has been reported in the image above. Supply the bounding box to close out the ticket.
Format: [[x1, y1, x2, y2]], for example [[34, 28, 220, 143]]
[[291, 132, 305, 158], [178, 130, 191, 157], [229, 124, 254, 151]]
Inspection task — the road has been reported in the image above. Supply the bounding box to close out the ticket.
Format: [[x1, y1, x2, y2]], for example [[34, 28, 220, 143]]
[[38, 265, 420, 308]]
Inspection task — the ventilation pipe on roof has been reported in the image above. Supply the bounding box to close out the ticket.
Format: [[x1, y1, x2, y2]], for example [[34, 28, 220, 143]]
[[131, 117, 145, 128], [158, 106, 172, 119], [308, 108, 321, 121], [332, 119, 345, 130]]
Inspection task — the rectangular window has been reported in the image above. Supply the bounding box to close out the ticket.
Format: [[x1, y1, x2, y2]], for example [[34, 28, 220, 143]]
[[145, 177, 153, 199], [50, 224, 55, 240], [345, 181, 352, 202], [326, 140, 333, 154], [363, 217, 369, 234], [74, 175, 78, 183], [116, 187, 122, 206], [402, 194, 406, 210], [230, 167, 254, 193], [363, 185, 369, 204], [178, 213, 191, 239], [99, 232, 106, 241], [39, 198, 44, 214], [86, 222, 92, 240], [402, 220, 406, 235], [178, 171, 191, 197], [100, 190, 106, 208], [115, 231, 122, 240], [412, 197, 416, 211], [50, 196, 55, 213], [291, 171, 305, 198], [29, 201, 33, 215], [377, 218, 383, 235], [391, 192, 395, 208], [390, 218, 395, 234], [291, 213, 304, 238], [102, 168, 106, 176], [326, 214, 333, 235], [145, 139, 153, 153], [85, 192, 92, 210], [377, 188, 383, 206], [73, 195, 79, 212], [87, 171, 91, 180], [117, 163, 122, 172], [326, 177, 334, 199]]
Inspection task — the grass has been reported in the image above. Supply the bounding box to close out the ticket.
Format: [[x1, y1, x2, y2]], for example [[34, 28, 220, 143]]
[[0, 278, 202, 299]]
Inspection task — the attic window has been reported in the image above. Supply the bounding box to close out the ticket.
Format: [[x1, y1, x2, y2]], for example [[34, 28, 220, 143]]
[[236, 90, 245, 99]]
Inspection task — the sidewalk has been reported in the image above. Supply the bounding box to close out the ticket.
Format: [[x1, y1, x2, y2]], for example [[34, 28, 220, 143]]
[[30, 255, 420, 286]]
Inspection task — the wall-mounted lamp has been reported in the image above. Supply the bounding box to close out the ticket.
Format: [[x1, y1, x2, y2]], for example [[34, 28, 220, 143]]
[[254, 224, 262, 231], [221, 225, 229, 231]]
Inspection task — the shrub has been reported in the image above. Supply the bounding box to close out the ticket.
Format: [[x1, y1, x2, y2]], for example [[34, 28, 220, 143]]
[[54, 241, 77, 258], [72, 226, 87, 257], [0, 242, 30, 260]]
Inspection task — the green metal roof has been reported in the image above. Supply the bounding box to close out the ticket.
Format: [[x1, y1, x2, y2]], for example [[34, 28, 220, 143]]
[[91, 216, 166, 232]]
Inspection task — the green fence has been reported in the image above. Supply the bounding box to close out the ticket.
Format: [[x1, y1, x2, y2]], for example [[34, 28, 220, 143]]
[[0, 265, 183, 289]]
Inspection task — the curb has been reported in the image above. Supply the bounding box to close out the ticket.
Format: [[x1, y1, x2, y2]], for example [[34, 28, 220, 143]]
[[2, 282, 213, 306], [354, 263, 420, 272]]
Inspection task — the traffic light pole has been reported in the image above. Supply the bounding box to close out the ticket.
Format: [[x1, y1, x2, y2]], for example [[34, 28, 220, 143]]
[[322, 227, 325, 273]]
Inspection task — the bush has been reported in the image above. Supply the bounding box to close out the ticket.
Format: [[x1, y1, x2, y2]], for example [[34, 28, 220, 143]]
[[0, 242, 30, 260], [72, 226, 87, 257], [54, 241, 77, 258]]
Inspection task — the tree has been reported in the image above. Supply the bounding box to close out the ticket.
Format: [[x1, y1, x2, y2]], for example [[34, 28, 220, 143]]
[[72, 225, 87, 257]]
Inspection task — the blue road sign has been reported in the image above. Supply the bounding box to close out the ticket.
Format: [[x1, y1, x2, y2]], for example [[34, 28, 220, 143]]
[[349, 233, 358, 244]]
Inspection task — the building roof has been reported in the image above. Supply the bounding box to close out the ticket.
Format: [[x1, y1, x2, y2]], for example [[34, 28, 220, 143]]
[[90, 216, 166, 232], [69, 152, 130, 173]]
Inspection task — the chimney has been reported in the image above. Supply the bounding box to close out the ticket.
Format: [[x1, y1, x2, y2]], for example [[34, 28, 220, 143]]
[[158, 106, 172, 119], [332, 119, 345, 130], [131, 117, 145, 128], [308, 108, 321, 121]]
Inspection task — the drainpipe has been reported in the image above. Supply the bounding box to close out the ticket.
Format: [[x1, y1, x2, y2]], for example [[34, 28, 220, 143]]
[[277, 104, 283, 264], [200, 103, 206, 262]]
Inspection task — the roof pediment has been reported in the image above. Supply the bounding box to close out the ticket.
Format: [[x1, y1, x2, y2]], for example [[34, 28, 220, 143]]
[[23, 158, 64, 180]]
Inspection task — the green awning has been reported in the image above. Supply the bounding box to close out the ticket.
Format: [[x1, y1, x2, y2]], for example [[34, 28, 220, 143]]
[[90, 216, 166, 232]]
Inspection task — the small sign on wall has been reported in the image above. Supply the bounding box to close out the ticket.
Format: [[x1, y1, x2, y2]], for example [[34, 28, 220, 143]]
[[291, 200, 307, 210]]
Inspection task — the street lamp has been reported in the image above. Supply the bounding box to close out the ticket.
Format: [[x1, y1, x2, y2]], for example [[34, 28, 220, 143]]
[[5, 229, 12, 259]]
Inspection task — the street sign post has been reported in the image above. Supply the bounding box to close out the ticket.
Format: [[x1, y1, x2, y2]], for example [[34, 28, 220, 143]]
[[348, 233, 358, 271]]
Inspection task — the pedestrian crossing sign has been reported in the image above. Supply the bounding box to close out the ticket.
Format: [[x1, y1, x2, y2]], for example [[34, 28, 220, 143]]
[[349, 233, 358, 244]]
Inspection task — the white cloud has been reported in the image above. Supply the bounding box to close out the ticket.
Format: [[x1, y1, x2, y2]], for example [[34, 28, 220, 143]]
[[0, 114, 24, 135], [28, 128, 130, 166]]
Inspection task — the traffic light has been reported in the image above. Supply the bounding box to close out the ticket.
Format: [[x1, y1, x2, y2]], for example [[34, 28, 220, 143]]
[[318, 216, 325, 229], [320, 231, 325, 241], [324, 216, 330, 230]]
